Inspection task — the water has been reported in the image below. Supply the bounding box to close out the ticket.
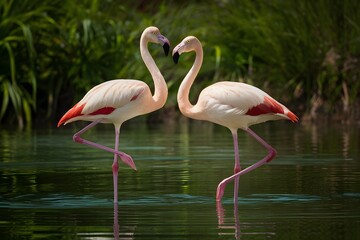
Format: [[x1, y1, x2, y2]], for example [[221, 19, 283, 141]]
[[0, 120, 359, 239]]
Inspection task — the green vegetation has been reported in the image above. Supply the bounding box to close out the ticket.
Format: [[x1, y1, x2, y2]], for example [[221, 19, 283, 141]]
[[208, 0, 360, 119], [1, 0, 359, 128]]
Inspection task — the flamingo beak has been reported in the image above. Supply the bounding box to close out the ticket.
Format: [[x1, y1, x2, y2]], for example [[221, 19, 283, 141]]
[[172, 43, 183, 64], [163, 42, 170, 56], [173, 51, 180, 64], [158, 35, 170, 56]]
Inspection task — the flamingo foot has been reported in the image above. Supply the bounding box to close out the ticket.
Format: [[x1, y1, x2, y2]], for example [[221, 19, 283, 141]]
[[117, 152, 137, 171]]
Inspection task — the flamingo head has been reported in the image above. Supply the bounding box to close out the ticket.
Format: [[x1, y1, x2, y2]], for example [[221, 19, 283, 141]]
[[172, 36, 200, 64], [143, 26, 170, 56]]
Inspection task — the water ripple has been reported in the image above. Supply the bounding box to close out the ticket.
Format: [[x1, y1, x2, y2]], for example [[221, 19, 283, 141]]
[[0, 193, 325, 209], [219, 193, 323, 205]]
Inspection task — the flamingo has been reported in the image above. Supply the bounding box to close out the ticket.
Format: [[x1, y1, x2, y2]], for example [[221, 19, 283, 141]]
[[172, 36, 298, 203], [57, 26, 170, 203]]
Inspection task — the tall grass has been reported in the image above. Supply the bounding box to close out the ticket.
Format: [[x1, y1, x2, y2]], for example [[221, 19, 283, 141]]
[[0, 0, 55, 128], [35, 0, 139, 121]]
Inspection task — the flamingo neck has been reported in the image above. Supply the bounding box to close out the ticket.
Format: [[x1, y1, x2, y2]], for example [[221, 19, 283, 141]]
[[177, 43, 203, 117], [140, 34, 168, 110]]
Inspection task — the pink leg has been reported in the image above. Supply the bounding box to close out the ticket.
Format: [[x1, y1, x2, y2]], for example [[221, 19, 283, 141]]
[[231, 130, 240, 205], [113, 127, 120, 203], [216, 128, 277, 202], [72, 119, 137, 171]]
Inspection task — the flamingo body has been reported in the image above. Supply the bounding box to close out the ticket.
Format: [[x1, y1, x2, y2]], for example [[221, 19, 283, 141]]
[[58, 79, 154, 127], [173, 36, 298, 203], [191, 81, 298, 130]]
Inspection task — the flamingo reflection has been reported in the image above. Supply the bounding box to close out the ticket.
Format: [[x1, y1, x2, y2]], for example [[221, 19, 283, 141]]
[[216, 201, 240, 239], [217, 199, 278, 239], [113, 203, 135, 240]]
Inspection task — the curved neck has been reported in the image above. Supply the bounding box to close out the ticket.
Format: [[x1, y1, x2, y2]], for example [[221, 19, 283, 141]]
[[140, 34, 168, 109], [177, 43, 203, 116]]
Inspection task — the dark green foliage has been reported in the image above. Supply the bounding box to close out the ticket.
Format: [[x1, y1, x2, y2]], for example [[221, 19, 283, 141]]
[[0, 0, 53, 128], [0, 0, 359, 128], [207, 0, 360, 116]]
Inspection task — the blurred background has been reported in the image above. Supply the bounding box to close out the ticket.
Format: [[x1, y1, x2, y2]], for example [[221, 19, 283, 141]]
[[0, 0, 359, 129]]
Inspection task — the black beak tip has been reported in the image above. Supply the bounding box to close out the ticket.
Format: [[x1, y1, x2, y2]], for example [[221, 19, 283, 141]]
[[163, 43, 170, 56], [173, 52, 180, 64]]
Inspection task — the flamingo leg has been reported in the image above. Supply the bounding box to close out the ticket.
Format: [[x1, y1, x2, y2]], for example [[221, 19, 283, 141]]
[[216, 128, 277, 202], [72, 119, 137, 171], [113, 127, 120, 203], [231, 130, 241, 205]]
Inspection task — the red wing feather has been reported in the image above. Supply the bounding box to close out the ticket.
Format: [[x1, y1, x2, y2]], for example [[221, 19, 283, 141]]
[[89, 107, 115, 116], [57, 104, 117, 127], [246, 96, 299, 122], [286, 111, 299, 123], [246, 96, 284, 116], [57, 103, 85, 127]]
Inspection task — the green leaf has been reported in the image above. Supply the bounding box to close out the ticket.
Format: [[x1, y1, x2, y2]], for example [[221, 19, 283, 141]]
[[0, 82, 9, 119], [23, 99, 32, 126], [3, 42, 16, 85]]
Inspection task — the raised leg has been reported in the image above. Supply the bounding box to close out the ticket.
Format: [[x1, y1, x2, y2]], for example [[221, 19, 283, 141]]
[[216, 128, 277, 202], [72, 119, 137, 171]]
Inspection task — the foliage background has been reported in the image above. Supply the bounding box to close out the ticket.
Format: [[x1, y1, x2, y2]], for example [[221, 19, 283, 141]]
[[1, 0, 359, 128]]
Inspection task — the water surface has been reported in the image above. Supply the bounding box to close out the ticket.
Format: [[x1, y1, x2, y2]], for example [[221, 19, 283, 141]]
[[0, 120, 359, 239]]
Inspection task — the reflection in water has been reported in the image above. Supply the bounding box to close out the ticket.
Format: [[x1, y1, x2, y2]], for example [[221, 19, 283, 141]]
[[217, 200, 278, 239], [216, 201, 240, 239], [311, 124, 319, 155], [114, 203, 119, 240], [298, 121, 356, 160], [342, 128, 350, 160], [113, 203, 135, 240]]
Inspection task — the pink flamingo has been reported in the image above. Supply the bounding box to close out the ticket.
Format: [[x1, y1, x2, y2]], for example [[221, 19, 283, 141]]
[[57, 26, 170, 203], [172, 36, 298, 203]]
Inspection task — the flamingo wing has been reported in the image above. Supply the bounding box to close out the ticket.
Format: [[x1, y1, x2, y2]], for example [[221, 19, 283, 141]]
[[200, 82, 265, 114], [199, 82, 298, 122], [58, 80, 149, 126]]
